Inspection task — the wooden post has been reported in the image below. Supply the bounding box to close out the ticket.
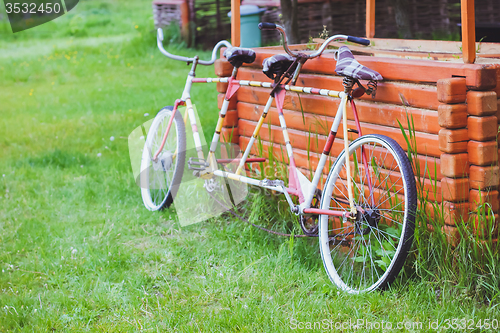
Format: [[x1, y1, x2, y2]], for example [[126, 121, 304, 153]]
[[461, 0, 476, 64], [180, 0, 190, 46], [366, 0, 375, 38], [231, 0, 241, 47]]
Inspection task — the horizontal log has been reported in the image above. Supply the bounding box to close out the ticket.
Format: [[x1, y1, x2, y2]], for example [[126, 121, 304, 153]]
[[239, 111, 441, 157], [257, 40, 500, 61], [465, 67, 498, 91], [237, 87, 440, 134], [237, 68, 440, 110], [243, 48, 497, 89], [328, 180, 407, 218], [238, 115, 441, 180], [291, 167, 443, 209], [239, 135, 333, 178], [239, 135, 442, 203]]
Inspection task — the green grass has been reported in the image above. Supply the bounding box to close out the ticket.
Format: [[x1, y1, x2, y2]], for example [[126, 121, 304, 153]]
[[1, 0, 500, 331]]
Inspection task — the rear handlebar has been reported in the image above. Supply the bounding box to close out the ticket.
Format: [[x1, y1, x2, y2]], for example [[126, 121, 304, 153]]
[[258, 23, 371, 59], [258, 22, 277, 30], [347, 36, 371, 46], [157, 28, 232, 65]]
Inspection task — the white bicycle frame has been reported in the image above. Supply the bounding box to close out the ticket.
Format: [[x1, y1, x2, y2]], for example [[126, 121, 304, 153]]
[[154, 28, 374, 219]]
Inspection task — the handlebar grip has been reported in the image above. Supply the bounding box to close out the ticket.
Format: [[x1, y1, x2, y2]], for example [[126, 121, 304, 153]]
[[157, 28, 164, 42], [347, 36, 370, 46], [258, 22, 276, 30]]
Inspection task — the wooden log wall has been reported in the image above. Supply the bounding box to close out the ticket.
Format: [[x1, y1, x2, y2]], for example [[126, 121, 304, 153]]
[[244, 0, 500, 43], [153, 0, 195, 29], [154, 0, 500, 47], [214, 46, 500, 243]]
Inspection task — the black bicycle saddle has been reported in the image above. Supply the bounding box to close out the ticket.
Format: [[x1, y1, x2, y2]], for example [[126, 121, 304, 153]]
[[223, 47, 256, 68], [262, 54, 297, 80]]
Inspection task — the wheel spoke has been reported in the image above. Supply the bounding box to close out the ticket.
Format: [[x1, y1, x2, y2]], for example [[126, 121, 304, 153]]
[[319, 135, 416, 293], [141, 108, 185, 211]]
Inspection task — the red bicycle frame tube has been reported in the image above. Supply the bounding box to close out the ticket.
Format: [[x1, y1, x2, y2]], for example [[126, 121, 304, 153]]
[[216, 157, 266, 164], [153, 99, 184, 160], [185, 77, 373, 215], [302, 207, 349, 217], [274, 86, 305, 203]]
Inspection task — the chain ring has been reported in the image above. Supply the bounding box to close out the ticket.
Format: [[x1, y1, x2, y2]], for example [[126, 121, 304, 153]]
[[300, 188, 322, 236], [204, 178, 221, 193]]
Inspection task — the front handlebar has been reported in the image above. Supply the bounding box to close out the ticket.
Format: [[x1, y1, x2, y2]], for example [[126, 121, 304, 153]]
[[258, 23, 370, 59], [157, 28, 232, 65]]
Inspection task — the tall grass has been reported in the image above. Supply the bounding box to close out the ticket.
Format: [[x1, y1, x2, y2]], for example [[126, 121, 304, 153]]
[[398, 112, 500, 306], [246, 91, 500, 305], [1, 1, 499, 329]]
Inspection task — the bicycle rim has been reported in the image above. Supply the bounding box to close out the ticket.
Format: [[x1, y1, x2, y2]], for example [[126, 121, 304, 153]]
[[141, 107, 185, 211], [319, 134, 416, 293]]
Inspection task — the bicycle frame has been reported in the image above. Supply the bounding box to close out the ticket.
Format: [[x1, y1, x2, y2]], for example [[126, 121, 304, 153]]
[[155, 59, 374, 219], [147, 28, 417, 294]]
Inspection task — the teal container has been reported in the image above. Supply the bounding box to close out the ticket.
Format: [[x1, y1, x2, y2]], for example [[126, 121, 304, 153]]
[[228, 5, 266, 48]]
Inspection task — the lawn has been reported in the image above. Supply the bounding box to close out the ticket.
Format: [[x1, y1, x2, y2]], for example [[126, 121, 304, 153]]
[[1, 0, 499, 331]]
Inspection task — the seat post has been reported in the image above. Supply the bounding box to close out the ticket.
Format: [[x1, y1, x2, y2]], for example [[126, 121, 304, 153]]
[[342, 76, 355, 95], [231, 66, 238, 79]]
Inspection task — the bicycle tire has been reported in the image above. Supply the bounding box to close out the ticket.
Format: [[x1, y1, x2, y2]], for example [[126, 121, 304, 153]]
[[141, 106, 186, 211], [319, 134, 416, 293]]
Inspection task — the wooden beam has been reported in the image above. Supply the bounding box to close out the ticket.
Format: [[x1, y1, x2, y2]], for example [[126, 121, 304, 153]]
[[231, 0, 241, 47], [180, 0, 190, 46], [246, 48, 497, 89], [366, 0, 375, 38], [461, 0, 476, 64]]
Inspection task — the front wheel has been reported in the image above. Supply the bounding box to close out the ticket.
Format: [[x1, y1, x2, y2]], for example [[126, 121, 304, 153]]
[[319, 134, 417, 293], [141, 106, 186, 211]]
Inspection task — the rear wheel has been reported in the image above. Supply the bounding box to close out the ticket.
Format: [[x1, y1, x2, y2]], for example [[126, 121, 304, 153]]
[[141, 106, 186, 211], [319, 134, 416, 293]]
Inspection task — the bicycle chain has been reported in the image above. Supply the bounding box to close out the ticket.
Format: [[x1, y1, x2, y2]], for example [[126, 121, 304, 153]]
[[206, 188, 316, 238]]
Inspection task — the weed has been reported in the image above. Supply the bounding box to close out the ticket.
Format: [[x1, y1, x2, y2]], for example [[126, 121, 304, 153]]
[[1, 1, 499, 330], [398, 110, 500, 305]]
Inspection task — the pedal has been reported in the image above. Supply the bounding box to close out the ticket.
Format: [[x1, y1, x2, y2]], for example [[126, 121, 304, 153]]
[[260, 178, 298, 214], [259, 178, 284, 187], [188, 157, 209, 171]]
